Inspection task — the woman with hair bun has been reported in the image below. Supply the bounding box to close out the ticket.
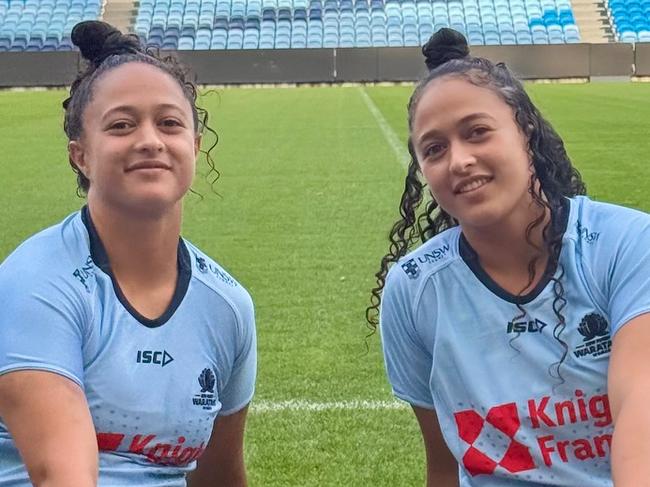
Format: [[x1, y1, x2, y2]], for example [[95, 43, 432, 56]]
[[0, 21, 256, 486], [368, 28, 650, 486]]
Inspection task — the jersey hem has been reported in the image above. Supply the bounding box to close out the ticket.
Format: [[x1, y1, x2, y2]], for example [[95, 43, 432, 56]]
[[612, 307, 650, 336], [218, 394, 254, 416], [393, 390, 435, 410]]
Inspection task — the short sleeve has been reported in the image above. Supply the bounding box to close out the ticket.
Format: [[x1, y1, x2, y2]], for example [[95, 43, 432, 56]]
[[0, 264, 87, 387], [218, 291, 257, 416], [380, 266, 434, 409], [605, 217, 650, 336]]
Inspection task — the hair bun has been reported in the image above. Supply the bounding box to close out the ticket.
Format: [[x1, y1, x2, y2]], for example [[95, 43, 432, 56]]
[[422, 28, 470, 71], [71, 21, 140, 66]]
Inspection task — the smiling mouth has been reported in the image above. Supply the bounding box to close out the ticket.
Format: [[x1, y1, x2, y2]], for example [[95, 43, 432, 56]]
[[126, 162, 170, 172], [456, 177, 492, 194]]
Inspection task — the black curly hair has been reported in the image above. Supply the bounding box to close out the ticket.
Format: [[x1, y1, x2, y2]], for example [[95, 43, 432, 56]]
[[366, 28, 586, 381], [62, 20, 218, 195]]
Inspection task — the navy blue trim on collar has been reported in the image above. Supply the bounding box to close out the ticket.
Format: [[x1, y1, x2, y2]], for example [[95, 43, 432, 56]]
[[458, 198, 570, 305], [81, 205, 191, 328]]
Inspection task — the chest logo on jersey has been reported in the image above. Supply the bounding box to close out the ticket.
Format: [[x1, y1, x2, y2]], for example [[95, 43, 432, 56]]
[[195, 256, 237, 287], [576, 222, 600, 244], [401, 244, 451, 279], [193, 367, 217, 410], [136, 350, 174, 367], [454, 390, 612, 477], [506, 318, 548, 334], [97, 432, 206, 466], [72, 255, 95, 292], [574, 313, 611, 359]]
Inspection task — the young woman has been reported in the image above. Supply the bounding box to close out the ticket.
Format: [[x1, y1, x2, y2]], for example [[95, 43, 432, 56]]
[[369, 28, 650, 486], [0, 21, 256, 486]]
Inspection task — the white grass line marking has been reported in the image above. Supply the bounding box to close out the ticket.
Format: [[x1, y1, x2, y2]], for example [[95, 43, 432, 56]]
[[251, 399, 409, 413], [358, 86, 409, 167]]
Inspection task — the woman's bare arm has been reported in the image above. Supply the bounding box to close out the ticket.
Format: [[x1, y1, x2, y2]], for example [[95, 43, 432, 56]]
[[413, 406, 458, 487], [0, 370, 98, 487]]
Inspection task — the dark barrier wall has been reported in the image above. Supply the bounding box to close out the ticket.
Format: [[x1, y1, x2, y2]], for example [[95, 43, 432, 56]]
[[634, 42, 650, 76], [0, 52, 80, 86], [175, 48, 335, 83], [0, 43, 637, 87], [590, 42, 633, 76], [472, 44, 591, 78]]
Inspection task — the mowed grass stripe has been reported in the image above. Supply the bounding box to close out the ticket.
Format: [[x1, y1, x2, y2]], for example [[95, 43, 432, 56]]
[[250, 398, 408, 413], [357, 86, 409, 166]]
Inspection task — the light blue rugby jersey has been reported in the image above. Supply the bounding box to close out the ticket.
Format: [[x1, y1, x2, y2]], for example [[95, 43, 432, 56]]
[[381, 196, 650, 487], [0, 207, 256, 486]]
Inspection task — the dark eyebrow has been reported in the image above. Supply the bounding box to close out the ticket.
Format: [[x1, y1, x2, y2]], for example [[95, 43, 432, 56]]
[[101, 103, 186, 122], [416, 112, 496, 145]]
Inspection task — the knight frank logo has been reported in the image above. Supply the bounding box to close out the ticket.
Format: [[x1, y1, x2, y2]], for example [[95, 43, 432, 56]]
[[454, 392, 613, 477], [454, 402, 536, 476], [574, 313, 611, 358], [192, 368, 217, 410], [401, 259, 420, 279]]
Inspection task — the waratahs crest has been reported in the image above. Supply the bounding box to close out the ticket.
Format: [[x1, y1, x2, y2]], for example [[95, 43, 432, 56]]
[[198, 368, 216, 393], [577, 313, 609, 341]]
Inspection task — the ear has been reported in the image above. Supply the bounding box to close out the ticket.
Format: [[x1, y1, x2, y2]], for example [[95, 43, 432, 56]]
[[68, 140, 90, 179], [194, 134, 202, 157]]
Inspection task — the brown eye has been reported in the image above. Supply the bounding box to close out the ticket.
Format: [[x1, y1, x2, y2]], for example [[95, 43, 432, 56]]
[[469, 126, 490, 138], [424, 143, 446, 159], [161, 119, 182, 127], [110, 121, 131, 130]]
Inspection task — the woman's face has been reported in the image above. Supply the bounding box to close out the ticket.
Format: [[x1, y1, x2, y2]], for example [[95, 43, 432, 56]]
[[69, 62, 200, 216], [411, 76, 534, 231]]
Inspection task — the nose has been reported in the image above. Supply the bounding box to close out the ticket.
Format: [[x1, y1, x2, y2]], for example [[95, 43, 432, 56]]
[[448, 141, 476, 175], [134, 121, 164, 153]]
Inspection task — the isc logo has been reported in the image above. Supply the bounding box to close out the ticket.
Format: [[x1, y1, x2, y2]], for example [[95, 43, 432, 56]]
[[137, 350, 174, 367]]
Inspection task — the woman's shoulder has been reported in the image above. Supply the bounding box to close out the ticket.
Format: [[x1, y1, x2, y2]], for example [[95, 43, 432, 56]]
[[386, 226, 461, 288], [0, 210, 94, 317], [182, 240, 254, 311], [569, 195, 650, 230], [1, 211, 90, 286], [566, 196, 650, 249]]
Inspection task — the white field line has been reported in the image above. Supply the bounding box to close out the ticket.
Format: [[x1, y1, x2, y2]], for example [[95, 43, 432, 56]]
[[357, 87, 409, 167], [250, 399, 409, 413]]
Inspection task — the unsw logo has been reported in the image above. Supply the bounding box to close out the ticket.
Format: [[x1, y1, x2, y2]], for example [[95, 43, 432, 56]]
[[454, 390, 612, 477], [195, 256, 237, 287], [401, 244, 451, 279], [193, 368, 217, 410], [72, 255, 95, 292], [576, 222, 600, 244]]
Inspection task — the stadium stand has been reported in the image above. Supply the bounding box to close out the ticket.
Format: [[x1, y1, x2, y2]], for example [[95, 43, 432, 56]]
[[607, 0, 650, 41], [0, 0, 584, 51], [0, 0, 101, 50], [130, 0, 582, 49]]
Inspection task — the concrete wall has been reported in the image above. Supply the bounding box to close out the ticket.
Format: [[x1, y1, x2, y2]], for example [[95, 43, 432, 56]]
[[634, 42, 650, 76], [0, 42, 638, 87]]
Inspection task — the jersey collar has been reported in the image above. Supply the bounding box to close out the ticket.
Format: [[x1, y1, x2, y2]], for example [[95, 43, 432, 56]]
[[81, 205, 192, 328], [458, 197, 570, 305]]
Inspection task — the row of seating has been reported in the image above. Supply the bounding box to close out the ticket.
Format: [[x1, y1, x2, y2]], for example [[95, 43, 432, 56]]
[[0, 0, 100, 50], [0, 0, 582, 50], [608, 0, 650, 41], [134, 0, 581, 47]]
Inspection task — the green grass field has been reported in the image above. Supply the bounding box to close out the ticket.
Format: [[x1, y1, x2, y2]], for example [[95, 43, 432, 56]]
[[2, 82, 650, 485]]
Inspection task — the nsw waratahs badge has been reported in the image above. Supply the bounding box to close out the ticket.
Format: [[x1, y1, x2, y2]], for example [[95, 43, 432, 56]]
[[573, 313, 611, 359], [193, 368, 217, 410]]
